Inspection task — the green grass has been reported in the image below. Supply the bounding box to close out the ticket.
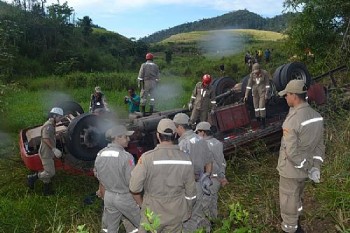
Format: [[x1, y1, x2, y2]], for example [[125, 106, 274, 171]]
[[0, 34, 349, 232]]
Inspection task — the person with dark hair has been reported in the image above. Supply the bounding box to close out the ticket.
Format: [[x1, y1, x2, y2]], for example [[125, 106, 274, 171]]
[[129, 118, 196, 233], [277, 80, 325, 233], [124, 87, 141, 120], [172, 113, 213, 233], [27, 107, 64, 195], [89, 86, 109, 113], [195, 121, 228, 219], [94, 125, 140, 233], [137, 53, 160, 116]]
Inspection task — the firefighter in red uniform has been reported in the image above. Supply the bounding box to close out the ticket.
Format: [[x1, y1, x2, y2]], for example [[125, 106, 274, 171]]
[[244, 63, 271, 128], [188, 74, 216, 125]]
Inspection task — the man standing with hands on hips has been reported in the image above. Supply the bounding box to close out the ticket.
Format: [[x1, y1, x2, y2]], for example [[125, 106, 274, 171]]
[[277, 80, 325, 233]]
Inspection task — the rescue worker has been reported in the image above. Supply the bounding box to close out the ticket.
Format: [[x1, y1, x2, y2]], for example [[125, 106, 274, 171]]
[[90, 86, 109, 113], [94, 125, 140, 233], [244, 63, 271, 128], [137, 52, 160, 116], [129, 118, 197, 233], [195, 121, 229, 219], [188, 74, 216, 125], [27, 107, 64, 195], [277, 80, 325, 233], [172, 113, 213, 233], [124, 87, 141, 121]]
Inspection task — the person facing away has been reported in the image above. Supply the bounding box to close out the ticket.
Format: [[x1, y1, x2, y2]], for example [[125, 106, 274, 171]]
[[27, 107, 64, 196], [277, 80, 325, 233], [94, 125, 140, 233], [195, 121, 229, 219], [90, 86, 109, 113], [244, 63, 271, 128], [137, 52, 160, 116], [188, 74, 216, 126], [172, 113, 213, 233], [124, 87, 141, 121], [129, 118, 197, 233]]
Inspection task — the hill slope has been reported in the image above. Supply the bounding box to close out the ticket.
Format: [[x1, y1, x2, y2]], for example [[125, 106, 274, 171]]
[[141, 10, 293, 43]]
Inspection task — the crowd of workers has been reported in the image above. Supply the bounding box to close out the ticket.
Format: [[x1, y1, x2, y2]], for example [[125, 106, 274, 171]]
[[27, 51, 325, 233]]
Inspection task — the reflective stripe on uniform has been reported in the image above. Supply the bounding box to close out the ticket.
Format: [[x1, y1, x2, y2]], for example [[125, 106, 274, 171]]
[[153, 160, 192, 165], [284, 224, 298, 230], [298, 206, 303, 212], [185, 195, 196, 200], [211, 101, 216, 104], [212, 173, 218, 177], [246, 86, 252, 89], [301, 117, 323, 126], [128, 229, 139, 233], [100, 151, 119, 158], [313, 156, 324, 162], [137, 77, 143, 80], [294, 158, 306, 168], [266, 85, 270, 88], [191, 96, 196, 99]]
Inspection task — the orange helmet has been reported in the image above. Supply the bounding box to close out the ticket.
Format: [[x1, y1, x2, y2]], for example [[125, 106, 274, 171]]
[[202, 74, 212, 86], [146, 53, 154, 60]]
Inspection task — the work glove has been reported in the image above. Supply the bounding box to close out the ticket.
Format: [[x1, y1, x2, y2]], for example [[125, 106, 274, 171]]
[[52, 148, 62, 158], [188, 102, 193, 111], [308, 167, 320, 183], [137, 79, 141, 88], [200, 173, 213, 195], [210, 109, 215, 115]]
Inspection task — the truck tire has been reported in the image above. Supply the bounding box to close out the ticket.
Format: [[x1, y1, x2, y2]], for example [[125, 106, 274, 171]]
[[272, 64, 285, 91], [280, 62, 311, 90], [212, 77, 237, 96], [65, 113, 113, 161], [55, 101, 84, 116]]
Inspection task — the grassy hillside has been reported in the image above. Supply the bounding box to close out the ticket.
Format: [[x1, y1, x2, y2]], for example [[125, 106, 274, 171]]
[[161, 29, 285, 44]]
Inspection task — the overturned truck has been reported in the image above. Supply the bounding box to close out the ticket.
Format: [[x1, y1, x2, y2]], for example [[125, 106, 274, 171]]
[[19, 62, 349, 175]]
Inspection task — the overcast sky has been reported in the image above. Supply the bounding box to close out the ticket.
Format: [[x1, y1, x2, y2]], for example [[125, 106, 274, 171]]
[[5, 0, 287, 39]]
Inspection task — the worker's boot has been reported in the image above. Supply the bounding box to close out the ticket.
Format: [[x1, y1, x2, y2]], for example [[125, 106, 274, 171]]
[[261, 117, 266, 129], [149, 105, 154, 114], [296, 218, 304, 233], [141, 106, 146, 117], [27, 173, 38, 189], [43, 182, 54, 196]]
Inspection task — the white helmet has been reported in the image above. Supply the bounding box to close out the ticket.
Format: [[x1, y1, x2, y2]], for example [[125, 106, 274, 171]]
[[50, 107, 64, 116]]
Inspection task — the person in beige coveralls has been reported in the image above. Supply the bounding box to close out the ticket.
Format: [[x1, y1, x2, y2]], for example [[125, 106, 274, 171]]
[[94, 125, 140, 233], [244, 63, 271, 128], [173, 113, 213, 233], [27, 107, 64, 196], [277, 80, 325, 233], [129, 118, 197, 233], [137, 52, 160, 115]]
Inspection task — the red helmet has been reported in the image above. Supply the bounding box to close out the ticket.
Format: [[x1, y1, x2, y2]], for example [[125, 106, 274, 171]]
[[202, 74, 212, 86], [145, 53, 154, 60]]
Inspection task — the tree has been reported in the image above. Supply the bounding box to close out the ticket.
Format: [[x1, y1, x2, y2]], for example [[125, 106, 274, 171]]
[[283, 0, 350, 61], [77, 16, 93, 37]]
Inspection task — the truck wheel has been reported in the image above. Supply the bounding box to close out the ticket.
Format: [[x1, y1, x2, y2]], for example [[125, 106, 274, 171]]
[[280, 62, 311, 90], [65, 113, 114, 161], [272, 64, 285, 91], [55, 101, 84, 116], [212, 77, 237, 96]]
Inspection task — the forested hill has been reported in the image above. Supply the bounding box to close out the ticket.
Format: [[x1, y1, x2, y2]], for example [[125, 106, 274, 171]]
[[141, 10, 294, 43]]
